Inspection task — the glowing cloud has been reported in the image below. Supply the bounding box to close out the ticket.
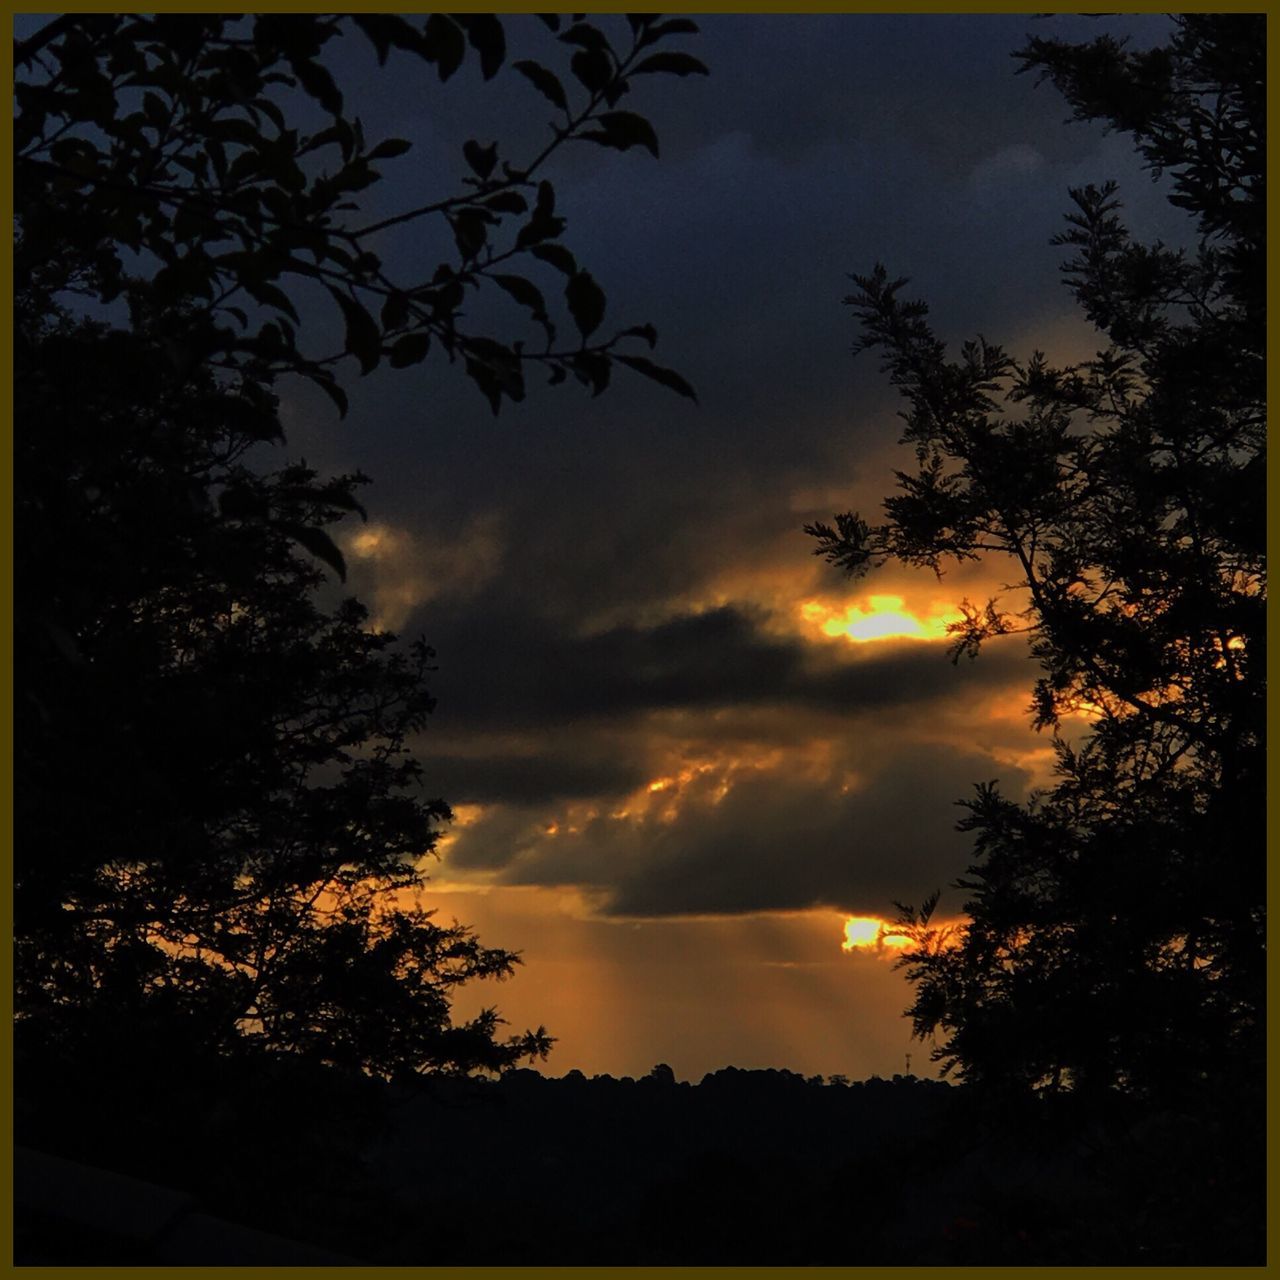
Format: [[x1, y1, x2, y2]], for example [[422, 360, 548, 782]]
[[841, 916, 910, 953], [800, 595, 958, 644]]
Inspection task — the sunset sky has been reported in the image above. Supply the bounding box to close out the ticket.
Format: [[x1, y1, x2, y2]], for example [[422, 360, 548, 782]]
[[264, 13, 1185, 1081]]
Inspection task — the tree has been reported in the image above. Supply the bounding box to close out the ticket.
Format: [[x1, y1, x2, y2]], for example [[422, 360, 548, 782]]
[[15, 14, 706, 1082], [15, 13, 702, 417], [808, 15, 1264, 1101]]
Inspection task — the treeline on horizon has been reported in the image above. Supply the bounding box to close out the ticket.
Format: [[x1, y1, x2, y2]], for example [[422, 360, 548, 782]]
[[15, 1045, 1260, 1265]]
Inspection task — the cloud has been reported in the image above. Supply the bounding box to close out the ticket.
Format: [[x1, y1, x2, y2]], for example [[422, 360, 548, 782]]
[[419, 747, 649, 808], [342, 513, 503, 631], [422, 600, 1028, 731], [410, 583, 1042, 918], [443, 735, 1026, 918], [968, 142, 1046, 195]]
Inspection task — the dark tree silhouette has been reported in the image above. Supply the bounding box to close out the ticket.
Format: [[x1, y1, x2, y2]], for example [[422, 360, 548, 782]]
[[15, 14, 701, 420], [15, 14, 704, 1081], [808, 15, 1264, 1101]]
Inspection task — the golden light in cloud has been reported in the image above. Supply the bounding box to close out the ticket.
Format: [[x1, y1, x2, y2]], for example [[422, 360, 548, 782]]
[[432, 802, 487, 857], [350, 528, 386, 557], [841, 916, 911, 953], [341, 515, 502, 631], [800, 594, 959, 644]]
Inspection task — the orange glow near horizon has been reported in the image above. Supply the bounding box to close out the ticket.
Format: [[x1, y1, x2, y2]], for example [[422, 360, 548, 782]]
[[800, 595, 958, 644], [841, 916, 911, 953]]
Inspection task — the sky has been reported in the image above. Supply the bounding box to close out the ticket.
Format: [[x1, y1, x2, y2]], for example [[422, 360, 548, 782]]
[[256, 13, 1187, 1082]]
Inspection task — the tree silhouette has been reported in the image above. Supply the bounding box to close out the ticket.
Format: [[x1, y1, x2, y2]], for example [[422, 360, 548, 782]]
[[809, 16, 1263, 1101], [15, 14, 700, 421], [16, 14, 704, 1081]]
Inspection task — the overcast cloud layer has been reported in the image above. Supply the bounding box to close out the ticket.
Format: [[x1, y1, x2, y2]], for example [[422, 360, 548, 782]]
[[269, 14, 1179, 923]]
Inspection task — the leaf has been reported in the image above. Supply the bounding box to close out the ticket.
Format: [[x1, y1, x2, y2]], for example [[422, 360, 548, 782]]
[[389, 331, 431, 368], [225, 148, 262, 188], [244, 279, 300, 323], [632, 51, 709, 77], [289, 56, 343, 115], [620, 322, 658, 349], [559, 21, 608, 51], [602, 78, 630, 108], [310, 371, 349, 418], [351, 14, 391, 64], [586, 111, 659, 158], [481, 190, 527, 215], [570, 47, 612, 94], [615, 354, 698, 402], [352, 14, 426, 65], [565, 270, 605, 340], [513, 59, 567, 111], [328, 287, 382, 375], [529, 243, 577, 275], [309, 482, 369, 521], [423, 14, 465, 81], [463, 339, 524, 414], [368, 137, 412, 160], [514, 183, 565, 249], [492, 273, 548, 317], [456, 13, 505, 80], [463, 138, 497, 179], [645, 18, 700, 41], [450, 210, 488, 261], [571, 350, 611, 396], [142, 90, 168, 127], [277, 521, 348, 581], [381, 292, 410, 330], [466, 360, 502, 415]]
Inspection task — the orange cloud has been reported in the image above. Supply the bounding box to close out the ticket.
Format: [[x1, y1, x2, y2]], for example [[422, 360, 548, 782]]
[[799, 593, 960, 644], [841, 915, 911, 952]]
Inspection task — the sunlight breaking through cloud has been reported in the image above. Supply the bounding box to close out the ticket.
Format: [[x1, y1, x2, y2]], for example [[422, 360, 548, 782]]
[[800, 595, 960, 644], [840, 916, 911, 954]]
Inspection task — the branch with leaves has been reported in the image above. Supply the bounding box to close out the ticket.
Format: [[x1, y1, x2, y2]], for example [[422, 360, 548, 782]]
[[16, 12, 704, 417]]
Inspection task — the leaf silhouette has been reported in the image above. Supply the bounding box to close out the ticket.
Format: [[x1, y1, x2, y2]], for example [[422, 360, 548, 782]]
[[565, 270, 605, 339]]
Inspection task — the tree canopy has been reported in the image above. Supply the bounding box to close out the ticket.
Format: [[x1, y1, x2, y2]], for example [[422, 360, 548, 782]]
[[15, 14, 706, 1080], [809, 15, 1264, 1101]]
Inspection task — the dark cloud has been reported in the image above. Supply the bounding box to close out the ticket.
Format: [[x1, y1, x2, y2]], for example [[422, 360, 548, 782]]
[[418, 603, 1028, 732], [419, 749, 647, 808], [444, 740, 1028, 918], [649, 14, 1176, 172]]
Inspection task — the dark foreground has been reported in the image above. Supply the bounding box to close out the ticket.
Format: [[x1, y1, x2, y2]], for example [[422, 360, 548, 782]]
[[15, 1044, 1264, 1266]]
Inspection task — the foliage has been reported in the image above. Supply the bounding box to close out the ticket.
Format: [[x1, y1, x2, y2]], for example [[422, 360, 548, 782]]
[[809, 16, 1264, 1100], [15, 14, 706, 1079], [15, 307, 546, 1077], [15, 13, 702, 416]]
